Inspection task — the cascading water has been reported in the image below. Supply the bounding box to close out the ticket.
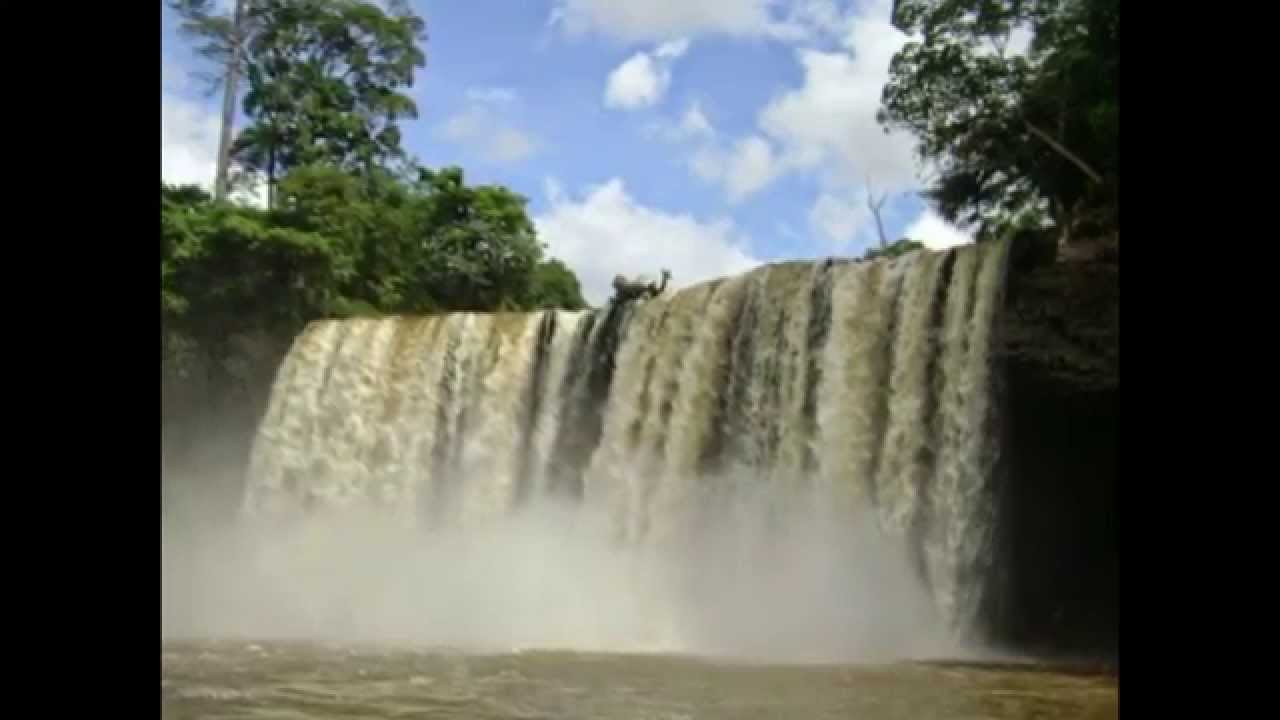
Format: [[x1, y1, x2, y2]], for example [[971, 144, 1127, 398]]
[[240, 240, 1011, 654]]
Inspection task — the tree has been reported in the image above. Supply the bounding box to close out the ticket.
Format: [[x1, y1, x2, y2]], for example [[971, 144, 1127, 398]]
[[526, 259, 588, 310], [162, 162, 589, 409], [162, 182, 356, 347], [234, 0, 427, 207], [879, 0, 1117, 245], [168, 0, 256, 202], [866, 177, 890, 249], [269, 163, 558, 314], [271, 163, 414, 311], [404, 167, 546, 312]]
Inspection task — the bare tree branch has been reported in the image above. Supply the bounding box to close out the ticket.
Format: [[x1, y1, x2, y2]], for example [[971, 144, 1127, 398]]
[[1024, 120, 1103, 184], [866, 176, 889, 249]]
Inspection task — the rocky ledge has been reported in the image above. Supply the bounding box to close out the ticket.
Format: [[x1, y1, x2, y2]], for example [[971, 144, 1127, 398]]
[[999, 248, 1118, 396]]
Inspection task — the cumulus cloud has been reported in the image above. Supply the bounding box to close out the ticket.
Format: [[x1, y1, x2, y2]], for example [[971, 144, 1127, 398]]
[[689, 145, 725, 183], [679, 102, 714, 137], [758, 5, 918, 193], [651, 0, 922, 249], [808, 190, 871, 248], [692, 135, 786, 203], [534, 177, 763, 305], [604, 39, 690, 110], [437, 90, 540, 164], [902, 208, 973, 250], [645, 100, 716, 144]]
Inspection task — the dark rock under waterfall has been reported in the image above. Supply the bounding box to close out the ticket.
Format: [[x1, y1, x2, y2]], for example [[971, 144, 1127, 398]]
[[985, 255, 1119, 661]]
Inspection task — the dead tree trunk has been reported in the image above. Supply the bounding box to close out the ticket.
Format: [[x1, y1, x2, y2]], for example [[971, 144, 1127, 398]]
[[214, 0, 247, 202], [866, 178, 889, 248]]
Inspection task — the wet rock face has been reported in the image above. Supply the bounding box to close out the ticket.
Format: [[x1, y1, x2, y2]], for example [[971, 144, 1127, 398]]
[[1000, 255, 1118, 396], [987, 254, 1118, 660]]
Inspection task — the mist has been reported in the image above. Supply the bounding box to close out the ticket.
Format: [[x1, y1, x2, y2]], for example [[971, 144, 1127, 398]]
[[163, 463, 967, 665]]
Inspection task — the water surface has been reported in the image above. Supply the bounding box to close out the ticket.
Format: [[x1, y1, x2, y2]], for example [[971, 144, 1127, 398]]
[[162, 641, 1117, 719]]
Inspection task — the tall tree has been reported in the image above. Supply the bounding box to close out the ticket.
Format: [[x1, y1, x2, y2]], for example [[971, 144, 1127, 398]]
[[879, 0, 1117, 244], [234, 0, 427, 207], [168, 0, 256, 202]]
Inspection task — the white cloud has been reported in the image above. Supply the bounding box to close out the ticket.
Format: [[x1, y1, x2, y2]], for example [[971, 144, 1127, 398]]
[[758, 8, 919, 193], [725, 135, 782, 202], [808, 190, 869, 248], [656, 0, 921, 252], [160, 58, 270, 209], [687, 134, 806, 207], [162, 93, 267, 207], [655, 38, 691, 59], [604, 55, 665, 109], [902, 208, 973, 250], [437, 92, 539, 164], [689, 145, 726, 182], [644, 100, 716, 143], [534, 178, 763, 305], [489, 128, 538, 164], [162, 95, 220, 191], [680, 102, 714, 137], [680, 128, 786, 203], [604, 39, 689, 110]]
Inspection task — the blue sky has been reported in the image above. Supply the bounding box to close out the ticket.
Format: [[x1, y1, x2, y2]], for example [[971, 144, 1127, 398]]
[[161, 0, 973, 303]]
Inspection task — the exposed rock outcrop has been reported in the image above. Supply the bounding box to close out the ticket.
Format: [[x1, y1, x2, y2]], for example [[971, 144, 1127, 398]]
[[985, 247, 1118, 661]]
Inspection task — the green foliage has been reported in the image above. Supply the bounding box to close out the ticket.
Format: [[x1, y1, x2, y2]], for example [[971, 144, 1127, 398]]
[[526, 259, 588, 311], [163, 162, 583, 368], [862, 238, 926, 262], [162, 185, 355, 350], [234, 0, 427, 204], [879, 0, 1117, 243], [406, 167, 545, 312], [329, 297, 383, 318]]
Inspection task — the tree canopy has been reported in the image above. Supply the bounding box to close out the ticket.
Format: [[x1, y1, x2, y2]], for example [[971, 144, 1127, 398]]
[[162, 1, 586, 388], [163, 164, 586, 368], [879, 0, 1117, 245]]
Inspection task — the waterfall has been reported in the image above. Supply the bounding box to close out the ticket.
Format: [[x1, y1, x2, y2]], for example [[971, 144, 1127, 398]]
[[243, 240, 1011, 642]]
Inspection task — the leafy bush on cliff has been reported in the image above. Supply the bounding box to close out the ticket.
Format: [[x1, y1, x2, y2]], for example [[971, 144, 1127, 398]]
[[862, 238, 926, 262]]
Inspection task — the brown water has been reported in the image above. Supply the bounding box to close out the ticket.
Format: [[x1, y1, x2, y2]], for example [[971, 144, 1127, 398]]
[[161, 641, 1117, 719]]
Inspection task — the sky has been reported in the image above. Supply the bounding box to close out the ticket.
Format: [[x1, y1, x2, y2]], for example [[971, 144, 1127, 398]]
[[161, 0, 976, 305]]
